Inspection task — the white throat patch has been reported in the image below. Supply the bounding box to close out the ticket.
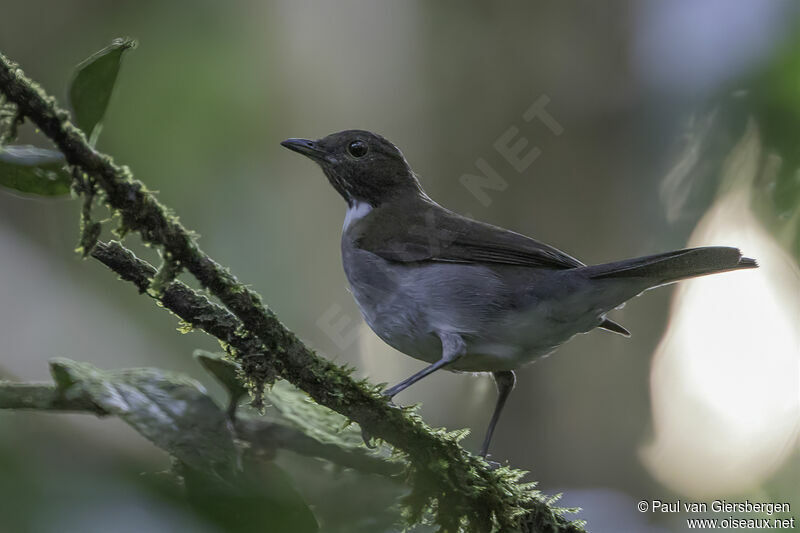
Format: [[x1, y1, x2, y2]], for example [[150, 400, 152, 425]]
[[343, 201, 373, 231]]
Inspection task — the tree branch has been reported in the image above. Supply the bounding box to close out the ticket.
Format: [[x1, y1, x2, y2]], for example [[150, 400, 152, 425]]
[[90, 241, 264, 360], [0, 50, 584, 532]]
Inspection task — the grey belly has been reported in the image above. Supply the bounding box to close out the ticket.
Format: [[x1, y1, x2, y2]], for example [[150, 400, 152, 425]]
[[342, 244, 611, 372]]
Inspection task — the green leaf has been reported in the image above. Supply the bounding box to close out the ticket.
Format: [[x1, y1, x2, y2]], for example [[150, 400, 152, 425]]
[[264, 381, 367, 450], [192, 351, 371, 453], [49, 358, 237, 478], [0, 145, 71, 196], [194, 349, 247, 405], [68, 38, 135, 143]]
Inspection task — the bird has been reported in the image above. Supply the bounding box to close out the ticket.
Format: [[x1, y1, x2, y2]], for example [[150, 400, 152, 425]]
[[280, 130, 758, 459]]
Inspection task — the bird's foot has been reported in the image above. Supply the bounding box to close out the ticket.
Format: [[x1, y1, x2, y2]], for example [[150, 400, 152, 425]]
[[380, 387, 404, 408], [382, 398, 402, 410], [483, 459, 502, 471], [479, 454, 502, 470]]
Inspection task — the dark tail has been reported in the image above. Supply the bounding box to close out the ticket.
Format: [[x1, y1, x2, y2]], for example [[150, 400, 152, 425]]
[[586, 246, 758, 285]]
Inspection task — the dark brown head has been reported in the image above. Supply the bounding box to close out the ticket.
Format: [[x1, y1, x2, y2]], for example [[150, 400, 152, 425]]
[[281, 130, 423, 206]]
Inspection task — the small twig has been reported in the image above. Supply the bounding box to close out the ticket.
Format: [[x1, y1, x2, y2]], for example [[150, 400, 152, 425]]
[[91, 240, 264, 358], [0, 382, 106, 414]]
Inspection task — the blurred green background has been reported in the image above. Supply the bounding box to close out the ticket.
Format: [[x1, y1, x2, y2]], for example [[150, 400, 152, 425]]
[[1, 1, 799, 531]]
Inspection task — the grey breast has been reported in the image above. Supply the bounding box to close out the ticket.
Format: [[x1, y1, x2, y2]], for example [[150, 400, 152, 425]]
[[340, 229, 575, 365]]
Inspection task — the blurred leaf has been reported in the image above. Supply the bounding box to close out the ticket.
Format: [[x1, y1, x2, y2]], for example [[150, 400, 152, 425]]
[[748, 33, 800, 243], [194, 350, 247, 406], [68, 38, 135, 143], [194, 352, 374, 452], [49, 358, 237, 478], [264, 381, 366, 450], [180, 460, 319, 533], [0, 145, 71, 196]]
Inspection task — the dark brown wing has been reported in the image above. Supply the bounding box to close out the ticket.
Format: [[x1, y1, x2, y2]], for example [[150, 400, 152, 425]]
[[350, 195, 630, 336], [351, 195, 584, 269]]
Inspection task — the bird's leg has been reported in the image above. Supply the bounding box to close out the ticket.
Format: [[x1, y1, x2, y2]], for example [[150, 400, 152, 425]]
[[364, 334, 464, 449], [383, 332, 465, 398], [479, 370, 516, 458]]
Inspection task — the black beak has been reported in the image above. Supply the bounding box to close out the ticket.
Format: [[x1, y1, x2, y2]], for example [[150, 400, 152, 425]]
[[280, 138, 330, 162]]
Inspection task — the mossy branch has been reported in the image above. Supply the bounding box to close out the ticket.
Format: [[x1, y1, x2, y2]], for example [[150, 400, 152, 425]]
[[0, 50, 584, 532], [90, 240, 266, 369]]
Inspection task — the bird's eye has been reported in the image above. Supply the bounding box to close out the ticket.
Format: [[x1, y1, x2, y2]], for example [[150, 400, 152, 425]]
[[348, 140, 368, 158]]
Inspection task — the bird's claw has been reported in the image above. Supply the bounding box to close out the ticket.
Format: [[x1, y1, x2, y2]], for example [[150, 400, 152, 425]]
[[383, 397, 401, 409], [482, 459, 502, 471]]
